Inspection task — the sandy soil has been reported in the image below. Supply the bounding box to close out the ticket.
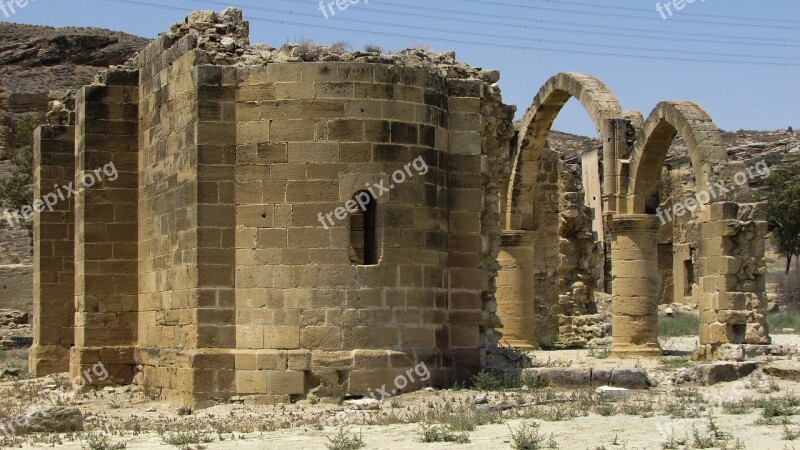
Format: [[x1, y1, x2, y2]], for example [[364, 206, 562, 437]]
[[2, 336, 800, 449]]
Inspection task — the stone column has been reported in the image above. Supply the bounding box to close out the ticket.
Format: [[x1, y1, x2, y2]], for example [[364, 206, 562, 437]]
[[496, 231, 536, 349], [610, 214, 662, 356], [72, 76, 139, 387], [29, 124, 75, 376]]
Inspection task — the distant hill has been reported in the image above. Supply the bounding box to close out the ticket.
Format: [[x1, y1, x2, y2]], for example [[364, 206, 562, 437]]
[[0, 21, 148, 108]]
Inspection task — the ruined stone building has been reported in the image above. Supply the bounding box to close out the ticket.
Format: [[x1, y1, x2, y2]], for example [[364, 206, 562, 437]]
[[29, 9, 771, 407], [495, 73, 771, 358]]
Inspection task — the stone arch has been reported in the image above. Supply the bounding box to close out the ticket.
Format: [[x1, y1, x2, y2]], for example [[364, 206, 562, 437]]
[[610, 100, 743, 357], [497, 73, 623, 348], [504, 72, 624, 230], [626, 101, 728, 215]]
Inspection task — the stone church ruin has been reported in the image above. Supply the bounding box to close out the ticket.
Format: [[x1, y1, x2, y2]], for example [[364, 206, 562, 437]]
[[28, 8, 771, 408]]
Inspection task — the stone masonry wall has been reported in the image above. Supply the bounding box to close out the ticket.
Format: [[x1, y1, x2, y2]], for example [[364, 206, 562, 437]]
[[135, 36, 232, 405], [232, 62, 453, 401], [29, 124, 75, 375], [28, 8, 515, 407], [71, 76, 140, 387]]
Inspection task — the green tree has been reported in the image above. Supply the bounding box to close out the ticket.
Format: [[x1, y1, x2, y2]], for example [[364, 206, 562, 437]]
[[0, 114, 43, 216], [766, 156, 800, 274]]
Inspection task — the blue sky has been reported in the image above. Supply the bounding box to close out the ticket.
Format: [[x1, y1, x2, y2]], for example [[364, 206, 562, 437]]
[[3, 0, 799, 136]]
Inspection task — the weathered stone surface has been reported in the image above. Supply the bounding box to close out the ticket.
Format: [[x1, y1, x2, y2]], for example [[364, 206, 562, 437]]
[[22, 407, 83, 434], [698, 362, 757, 385], [595, 385, 629, 399], [523, 367, 650, 390], [0, 309, 28, 326], [714, 344, 789, 361], [0, 266, 32, 311], [763, 360, 800, 382], [609, 369, 650, 390]]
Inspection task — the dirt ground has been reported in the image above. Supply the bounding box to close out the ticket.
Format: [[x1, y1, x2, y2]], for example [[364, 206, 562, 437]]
[[1, 336, 800, 449]]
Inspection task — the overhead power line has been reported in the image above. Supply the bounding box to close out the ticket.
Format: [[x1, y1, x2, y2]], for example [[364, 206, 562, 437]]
[[452, 0, 800, 25], [447, 0, 800, 29], [178, 0, 799, 61], [100, 0, 800, 66], [274, 0, 800, 46]]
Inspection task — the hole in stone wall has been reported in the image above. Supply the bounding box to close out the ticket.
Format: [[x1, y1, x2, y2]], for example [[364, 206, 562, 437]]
[[683, 258, 695, 297], [349, 190, 378, 265], [683, 248, 695, 297], [731, 324, 746, 343]]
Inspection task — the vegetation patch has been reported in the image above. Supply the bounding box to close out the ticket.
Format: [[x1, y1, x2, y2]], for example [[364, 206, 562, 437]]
[[659, 312, 700, 337]]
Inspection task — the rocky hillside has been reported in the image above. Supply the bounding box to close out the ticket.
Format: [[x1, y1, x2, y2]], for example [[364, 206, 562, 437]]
[[0, 22, 148, 107], [0, 23, 148, 315], [0, 22, 148, 162], [549, 128, 799, 171]]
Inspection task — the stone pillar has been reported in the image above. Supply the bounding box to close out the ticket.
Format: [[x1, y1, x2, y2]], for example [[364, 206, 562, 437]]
[[610, 214, 662, 356], [695, 202, 770, 359], [496, 231, 536, 349], [192, 65, 237, 405], [72, 76, 139, 387], [29, 124, 75, 376], [601, 119, 618, 215]]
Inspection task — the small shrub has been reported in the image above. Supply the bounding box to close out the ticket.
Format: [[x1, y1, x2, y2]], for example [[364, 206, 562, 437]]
[[690, 417, 742, 449], [471, 371, 521, 391], [661, 431, 686, 449], [72, 73, 93, 89], [721, 398, 756, 415], [83, 433, 126, 450], [521, 371, 548, 389], [531, 402, 581, 422], [760, 395, 799, 419], [768, 311, 800, 331], [595, 403, 617, 417], [161, 430, 214, 448], [509, 421, 558, 449], [620, 398, 655, 417], [142, 383, 160, 400], [587, 346, 610, 359], [330, 41, 353, 53], [326, 427, 367, 450], [363, 44, 382, 53], [418, 423, 470, 444], [176, 406, 192, 416], [658, 313, 700, 337], [783, 424, 800, 440], [531, 356, 573, 368]]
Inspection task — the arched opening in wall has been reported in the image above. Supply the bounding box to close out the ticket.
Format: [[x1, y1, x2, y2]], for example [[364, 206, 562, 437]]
[[551, 98, 606, 245], [349, 190, 378, 265], [548, 99, 609, 347], [502, 73, 624, 350], [655, 133, 701, 347]]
